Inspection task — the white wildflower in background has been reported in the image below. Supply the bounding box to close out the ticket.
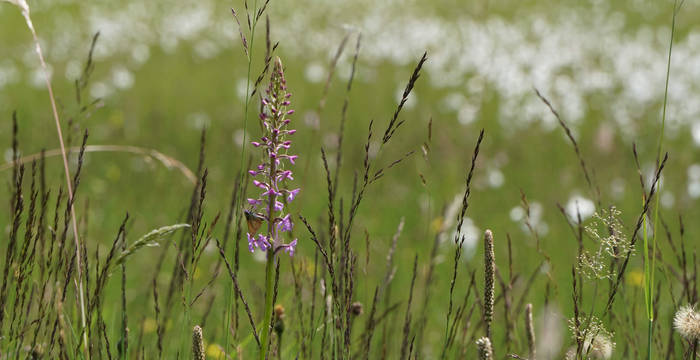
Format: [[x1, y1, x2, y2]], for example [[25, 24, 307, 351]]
[[673, 305, 700, 341], [536, 305, 563, 360], [565, 195, 596, 221]]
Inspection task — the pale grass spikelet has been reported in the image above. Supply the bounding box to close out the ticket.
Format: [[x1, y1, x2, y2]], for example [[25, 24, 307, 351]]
[[673, 304, 700, 340], [476, 337, 494, 360], [525, 303, 536, 360], [193, 325, 205, 360], [484, 229, 495, 340], [115, 223, 191, 267]]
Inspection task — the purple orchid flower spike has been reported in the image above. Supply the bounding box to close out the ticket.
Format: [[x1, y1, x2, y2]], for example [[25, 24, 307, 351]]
[[244, 57, 299, 258]]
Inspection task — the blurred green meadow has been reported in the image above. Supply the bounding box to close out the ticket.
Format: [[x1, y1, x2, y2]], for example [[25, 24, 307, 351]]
[[1, 0, 700, 358]]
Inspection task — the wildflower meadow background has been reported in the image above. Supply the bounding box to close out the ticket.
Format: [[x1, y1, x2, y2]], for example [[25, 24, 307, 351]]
[[1, 0, 700, 359]]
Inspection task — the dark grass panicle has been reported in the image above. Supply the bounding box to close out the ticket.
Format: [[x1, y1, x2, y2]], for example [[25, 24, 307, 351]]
[[443, 128, 485, 353], [534, 88, 600, 206]]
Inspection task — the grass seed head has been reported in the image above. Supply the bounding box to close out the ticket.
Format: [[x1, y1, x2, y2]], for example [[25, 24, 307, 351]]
[[476, 337, 493, 360], [193, 325, 205, 360]]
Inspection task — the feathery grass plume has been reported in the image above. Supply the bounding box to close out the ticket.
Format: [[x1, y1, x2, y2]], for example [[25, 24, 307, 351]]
[[484, 229, 495, 341], [525, 303, 536, 360], [476, 337, 494, 360], [192, 325, 205, 360], [579, 207, 629, 280], [673, 305, 700, 341]]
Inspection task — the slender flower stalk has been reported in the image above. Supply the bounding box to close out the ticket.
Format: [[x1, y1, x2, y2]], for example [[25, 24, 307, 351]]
[[227, 1, 262, 354], [646, 2, 681, 359], [246, 57, 299, 360]]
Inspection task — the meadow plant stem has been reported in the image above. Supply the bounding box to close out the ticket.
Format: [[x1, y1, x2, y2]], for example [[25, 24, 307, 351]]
[[259, 144, 277, 360], [260, 251, 276, 360], [13, 3, 89, 357], [647, 2, 680, 359], [648, 318, 653, 359]]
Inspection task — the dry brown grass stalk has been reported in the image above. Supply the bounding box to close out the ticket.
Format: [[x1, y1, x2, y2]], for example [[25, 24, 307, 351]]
[[5, 1, 89, 354]]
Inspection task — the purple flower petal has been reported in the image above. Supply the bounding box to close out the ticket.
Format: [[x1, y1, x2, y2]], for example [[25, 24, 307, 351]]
[[255, 234, 271, 252], [247, 233, 256, 252], [253, 180, 268, 189], [287, 188, 301, 202], [277, 214, 293, 232], [283, 239, 297, 257]]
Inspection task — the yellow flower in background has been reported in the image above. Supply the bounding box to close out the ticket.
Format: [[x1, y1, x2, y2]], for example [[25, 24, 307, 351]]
[[207, 343, 225, 359], [627, 269, 644, 288], [431, 217, 443, 233], [142, 318, 157, 334]]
